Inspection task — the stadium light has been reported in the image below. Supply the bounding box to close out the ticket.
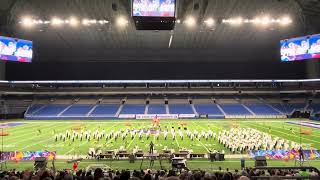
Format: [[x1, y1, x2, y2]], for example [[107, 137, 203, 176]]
[[21, 17, 34, 27], [204, 18, 215, 27], [69, 17, 79, 26], [98, 20, 104, 25], [224, 17, 243, 25], [116, 16, 128, 27], [261, 16, 271, 25], [90, 19, 97, 24], [176, 19, 181, 24], [51, 17, 63, 26], [280, 16, 292, 25], [82, 19, 89, 26], [185, 16, 196, 27]]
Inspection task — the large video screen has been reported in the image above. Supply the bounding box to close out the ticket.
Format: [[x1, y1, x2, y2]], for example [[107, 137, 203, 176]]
[[132, 0, 175, 17], [0, 36, 33, 63], [280, 34, 320, 62]]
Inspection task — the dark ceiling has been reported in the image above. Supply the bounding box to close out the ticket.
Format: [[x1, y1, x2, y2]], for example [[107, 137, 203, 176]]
[[0, 0, 319, 63]]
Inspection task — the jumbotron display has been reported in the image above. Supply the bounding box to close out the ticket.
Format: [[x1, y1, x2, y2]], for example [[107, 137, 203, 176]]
[[132, 0, 175, 17], [280, 33, 320, 62], [0, 36, 33, 63]]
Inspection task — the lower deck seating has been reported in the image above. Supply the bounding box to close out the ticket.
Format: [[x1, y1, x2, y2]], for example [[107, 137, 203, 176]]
[[89, 105, 119, 116], [271, 103, 305, 114], [169, 104, 194, 114], [194, 104, 223, 115], [219, 104, 251, 115], [32, 105, 69, 116], [245, 104, 281, 115], [308, 103, 320, 115], [26, 104, 44, 114], [148, 104, 166, 114], [61, 105, 94, 116], [120, 104, 145, 114]]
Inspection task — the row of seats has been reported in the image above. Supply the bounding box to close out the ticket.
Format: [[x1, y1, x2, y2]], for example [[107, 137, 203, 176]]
[[25, 102, 320, 117]]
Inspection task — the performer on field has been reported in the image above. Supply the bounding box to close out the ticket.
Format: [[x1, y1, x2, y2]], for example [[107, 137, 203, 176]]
[[299, 146, 304, 161], [149, 141, 154, 154]]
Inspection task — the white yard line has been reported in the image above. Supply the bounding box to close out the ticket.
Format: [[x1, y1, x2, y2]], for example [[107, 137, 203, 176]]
[[127, 122, 145, 149], [246, 122, 320, 144], [18, 137, 55, 150], [191, 122, 210, 152], [6, 123, 68, 146], [62, 123, 120, 155]]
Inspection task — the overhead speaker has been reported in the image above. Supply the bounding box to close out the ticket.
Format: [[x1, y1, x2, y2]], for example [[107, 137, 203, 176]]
[[112, 3, 117, 11]]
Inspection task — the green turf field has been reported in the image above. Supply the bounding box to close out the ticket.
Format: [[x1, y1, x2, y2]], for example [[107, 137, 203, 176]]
[[1, 119, 320, 170], [2, 119, 320, 155]]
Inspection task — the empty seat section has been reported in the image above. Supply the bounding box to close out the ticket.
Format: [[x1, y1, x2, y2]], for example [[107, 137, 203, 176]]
[[219, 104, 251, 115], [121, 105, 145, 114], [90, 105, 119, 116], [26, 104, 44, 114], [309, 103, 320, 114], [271, 103, 305, 114], [169, 104, 193, 114], [33, 105, 68, 116], [246, 104, 280, 115], [62, 105, 94, 116], [194, 104, 223, 115], [270, 103, 286, 113], [148, 104, 166, 114]]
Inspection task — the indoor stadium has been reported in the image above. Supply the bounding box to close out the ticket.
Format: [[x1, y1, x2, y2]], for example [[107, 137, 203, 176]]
[[0, 0, 320, 179]]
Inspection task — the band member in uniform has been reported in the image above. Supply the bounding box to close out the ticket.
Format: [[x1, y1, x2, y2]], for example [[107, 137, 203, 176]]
[[299, 146, 304, 161], [149, 141, 154, 154]]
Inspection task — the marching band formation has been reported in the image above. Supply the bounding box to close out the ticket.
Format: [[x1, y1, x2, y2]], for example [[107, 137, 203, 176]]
[[218, 128, 303, 154]]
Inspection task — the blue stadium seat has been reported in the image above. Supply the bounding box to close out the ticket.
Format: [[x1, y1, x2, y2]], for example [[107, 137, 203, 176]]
[[26, 104, 44, 114], [194, 104, 223, 115], [148, 104, 166, 114], [219, 104, 251, 115], [309, 103, 320, 114], [61, 104, 94, 116], [33, 104, 69, 116], [245, 104, 281, 115], [90, 105, 119, 116], [121, 104, 145, 114], [169, 104, 194, 114], [272, 103, 305, 114]]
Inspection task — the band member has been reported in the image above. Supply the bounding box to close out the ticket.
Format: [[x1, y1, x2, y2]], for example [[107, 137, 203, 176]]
[[299, 146, 304, 161], [149, 141, 154, 154]]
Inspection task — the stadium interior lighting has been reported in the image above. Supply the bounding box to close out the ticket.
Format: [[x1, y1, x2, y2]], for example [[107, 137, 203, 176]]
[[82, 19, 89, 26], [223, 17, 243, 25], [204, 18, 214, 27], [280, 16, 292, 25], [176, 19, 181, 24], [69, 17, 79, 26], [185, 16, 196, 27], [116, 16, 128, 27], [90, 19, 97, 24], [98, 20, 104, 24], [51, 17, 63, 26], [21, 17, 33, 27], [261, 16, 271, 25]]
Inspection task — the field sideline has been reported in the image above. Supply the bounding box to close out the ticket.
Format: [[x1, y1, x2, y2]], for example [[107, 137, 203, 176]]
[[2, 119, 320, 155]]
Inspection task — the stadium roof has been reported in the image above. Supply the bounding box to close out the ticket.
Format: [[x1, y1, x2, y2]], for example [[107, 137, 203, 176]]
[[0, 0, 319, 63]]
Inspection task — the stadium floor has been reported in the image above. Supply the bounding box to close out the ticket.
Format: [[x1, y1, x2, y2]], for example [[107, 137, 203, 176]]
[[1, 119, 320, 170], [2, 119, 320, 154]]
